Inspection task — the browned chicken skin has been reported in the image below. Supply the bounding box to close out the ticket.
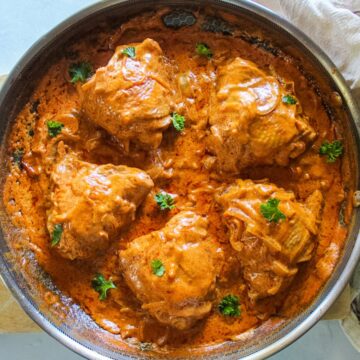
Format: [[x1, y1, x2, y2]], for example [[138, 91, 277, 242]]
[[207, 58, 317, 173], [47, 153, 154, 260], [81, 38, 175, 150], [217, 179, 323, 301], [120, 211, 223, 330]]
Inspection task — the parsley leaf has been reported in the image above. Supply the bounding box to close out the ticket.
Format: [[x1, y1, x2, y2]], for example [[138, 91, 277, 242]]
[[121, 47, 136, 58], [51, 224, 63, 247], [151, 259, 165, 277], [12, 149, 24, 167], [155, 192, 175, 211], [92, 273, 116, 301], [69, 62, 93, 83], [196, 43, 213, 58], [47, 120, 64, 138], [319, 140, 343, 163], [171, 112, 185, 132], [282, 95, 297, 105], [260, 198, 286, 223], [218, 294, 241, 317]]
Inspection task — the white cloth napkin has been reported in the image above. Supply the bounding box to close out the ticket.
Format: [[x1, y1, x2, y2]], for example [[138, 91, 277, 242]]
[[254, 0, 360, 351], [280, 0, 360, 100]]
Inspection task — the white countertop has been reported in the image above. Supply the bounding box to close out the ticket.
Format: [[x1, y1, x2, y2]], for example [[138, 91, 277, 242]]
[[0, 0, 359, 359]]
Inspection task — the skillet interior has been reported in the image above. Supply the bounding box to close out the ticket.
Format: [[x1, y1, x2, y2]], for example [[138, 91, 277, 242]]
[[0, 1, 360, 359]]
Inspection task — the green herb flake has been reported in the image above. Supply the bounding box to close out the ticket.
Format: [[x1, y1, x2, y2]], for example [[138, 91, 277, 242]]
[[47, 120, 64, 138], [155, 192, 175, 211], [171, 112, 185, 132], [218, 294, 241, 317], [151, 259, 165, 277], [69, 62, 93, 83], [282, 95, 297, 105], [92, 273, 116, 301], [51, 224, 63, 247], [260, 198, 286, 223], [121, 47, 136, 58], [195, 43, 213, 58], [12, 149, 24, 167], [319, 140, 343, 163]]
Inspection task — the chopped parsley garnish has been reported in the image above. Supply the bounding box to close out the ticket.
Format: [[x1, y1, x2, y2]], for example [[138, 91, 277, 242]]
[[92, 273, 116, 301], [151, 259, 165, 277], [51, 224, 63, 247], [218, 294, 241, 317], [12, 149, 24, 167], [69, 62, 93, 83], [47, 120, 64, 138], [155, 192, 175, 211], [319, 140, 343, 163], [196, 43, 213, 58], [282, 95, 297, 105], [171, 112, 185, 132], [260, 198, 286, 223], [121, 47, 136, 58]]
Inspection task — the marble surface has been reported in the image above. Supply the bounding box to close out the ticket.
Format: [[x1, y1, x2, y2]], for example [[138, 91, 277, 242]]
[[0, 0, 359, 359]]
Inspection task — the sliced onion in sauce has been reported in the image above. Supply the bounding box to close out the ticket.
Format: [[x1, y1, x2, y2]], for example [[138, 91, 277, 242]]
[[227, 218, 244, 252], [251, 77, 280, 115]]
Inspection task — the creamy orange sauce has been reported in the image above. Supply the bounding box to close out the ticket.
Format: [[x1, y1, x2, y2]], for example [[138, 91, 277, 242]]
[[3, 8, 353, 354]]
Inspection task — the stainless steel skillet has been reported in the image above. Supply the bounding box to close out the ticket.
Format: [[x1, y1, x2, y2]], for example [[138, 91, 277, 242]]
[[0, 1, 359, 359]]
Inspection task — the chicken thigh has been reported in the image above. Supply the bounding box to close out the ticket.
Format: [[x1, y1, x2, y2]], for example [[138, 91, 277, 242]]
[[81, 38, 175, 150], [119, 211, 223, 330], [216, 179, 323, 301], [47, 153, 153, 260], [207, 58, 317, 173]]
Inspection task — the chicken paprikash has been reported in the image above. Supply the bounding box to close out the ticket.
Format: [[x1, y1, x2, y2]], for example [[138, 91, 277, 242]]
[[4, 8, 353, 353]]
